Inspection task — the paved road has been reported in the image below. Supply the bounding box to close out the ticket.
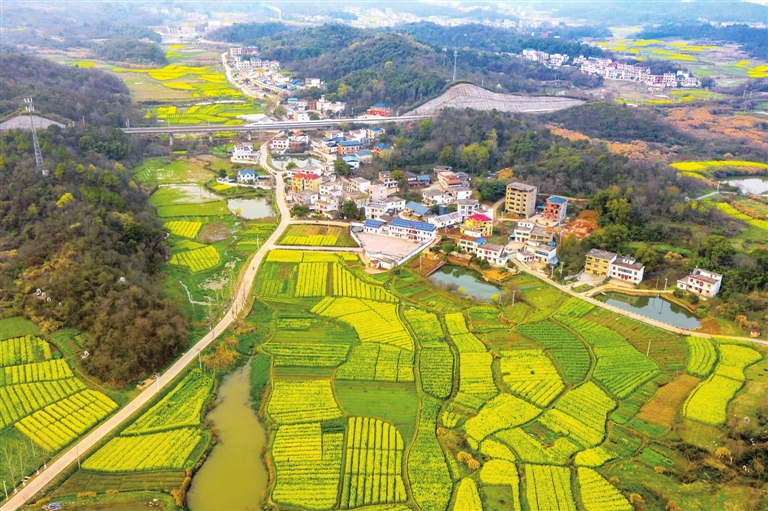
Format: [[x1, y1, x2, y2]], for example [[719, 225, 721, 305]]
[[0, 144, 291, 511], [513, 260, 768, 347]]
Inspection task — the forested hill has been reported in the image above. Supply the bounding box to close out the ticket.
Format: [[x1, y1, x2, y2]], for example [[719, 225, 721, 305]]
[[237, 24, 599, 112], [206, 21, 298, 44], [0, 57, 188, 383], [394, 23, 606, 58], [0, 53, 138, 131], [93, 39, 168, 66]]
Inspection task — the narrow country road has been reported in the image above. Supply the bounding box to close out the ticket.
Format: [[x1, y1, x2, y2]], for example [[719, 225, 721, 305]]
[[1, 144, 291, 511]]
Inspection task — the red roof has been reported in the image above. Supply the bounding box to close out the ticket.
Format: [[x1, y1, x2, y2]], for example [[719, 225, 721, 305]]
[[468, 214, 492, 222], [293, 173, 321, 180]]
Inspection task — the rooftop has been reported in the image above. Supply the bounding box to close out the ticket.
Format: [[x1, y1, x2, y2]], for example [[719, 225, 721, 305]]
[[546, 196, 568, 205], [390, 218, 436, 232], [294, 173, 320, 180], [507, 182, 537, 192], [468, 214, 492, 222], [364, 219, 385, 229], [339, 140, 362, 146], [587, 248, 617, 261], [406, 201, 430, 216]]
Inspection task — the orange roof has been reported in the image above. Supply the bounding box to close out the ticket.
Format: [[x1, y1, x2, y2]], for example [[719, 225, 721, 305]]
[[468, 214, 492, 222]]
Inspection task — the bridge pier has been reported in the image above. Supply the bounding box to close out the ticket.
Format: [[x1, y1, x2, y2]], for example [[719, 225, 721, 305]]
[[169, 133, 174, 146], [247, 131, 252, 141], [208, 132, 214, 145]]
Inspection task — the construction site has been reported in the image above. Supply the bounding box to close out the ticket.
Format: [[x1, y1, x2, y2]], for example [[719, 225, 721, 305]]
[[406, 83, 584, 116]]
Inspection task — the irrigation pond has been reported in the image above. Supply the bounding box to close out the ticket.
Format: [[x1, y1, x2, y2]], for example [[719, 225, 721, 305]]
[[227, 197, 274, 219], [718, 176, 768, 195], [187, 363, 268, 511], [428, 265, 501, 301], [593, 291, 701, 330]]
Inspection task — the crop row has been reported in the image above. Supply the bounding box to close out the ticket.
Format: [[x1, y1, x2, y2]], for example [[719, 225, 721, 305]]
[[83, 428, 204, 472], [0, 378, 86, 429], [455, 352, 498, 410], [336, 345, 413, 383], [419, 346, 453, 398], [407, 396, 453, 511], [0, 359, 73, 386], [464, 394, 541, 442], [577, 468, 633, 511], [541, 382, 615, 448], [686, 336, 717, 377], [333, 264, 396, 302], [445, 313, 486, 353], [574, 446, 618, 467], [268, 379, 342, 425], [454, 478, 483, 511], [164, 220, 202, 239], [479, 460, 522, 510], [556, 317, 659, 398], [524, 464, 577, 511], [557, 298, 595, 319], [312, 298, 413, 351], [281, 234, 338, 246], [468, 306, 507, 332], [16, 390, 117, 452], [265, 342, 350, 368], [500, 349, 564, 407], [340, 417, 406, 508], [683, 374, 744, 425], [124, 370, 213, 435], [296, 262, 328, 297], [714, 344, 761, 382], [169, 245, 221, 272], [271, 422, 344, 510], [403, 309, 444, 345], [516, 321, 590, 385], [0, 335, 52, 367], [480, 438, 517, 462]]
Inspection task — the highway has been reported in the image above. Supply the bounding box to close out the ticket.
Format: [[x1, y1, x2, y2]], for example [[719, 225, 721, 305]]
[[122, 116, 427, 135], [0, 143, 290, 511]]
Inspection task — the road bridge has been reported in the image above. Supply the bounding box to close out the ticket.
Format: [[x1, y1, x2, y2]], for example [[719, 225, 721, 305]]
[[121, 116, 428, 136]]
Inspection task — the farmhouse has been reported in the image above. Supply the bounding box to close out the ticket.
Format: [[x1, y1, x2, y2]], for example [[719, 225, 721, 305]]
[[585, 249, 617, 277], [463, 214, 494, 237], [291, 172, 322, 193], [677, 268, 723, 298], [237, 169, 258, 183], [609, 255, 645, 284], [516, 242, 557, 265], [457, 237, 509, 266], [387, 218, 437, 243], [366, 103, 391, 117], [457, 199, 480, 218], [542, 196, 568, 224], [428, 211, 464, 229]]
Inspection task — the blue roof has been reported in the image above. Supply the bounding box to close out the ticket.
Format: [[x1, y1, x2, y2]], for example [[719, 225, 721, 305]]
[[356, 150, 373, 157], [375, 143, 391, 150], [405, 201, 430, 215], [547, 196, 568, 205], [372, 103, 389, 109], [368, 126, 384, 132], [364, 219, 384, 228], [390, 218, 436, 232], [417, 175, 431, 181], [339, 140, 362, 146], [343, 156, 359, 162], [238, 169, 257, 176]]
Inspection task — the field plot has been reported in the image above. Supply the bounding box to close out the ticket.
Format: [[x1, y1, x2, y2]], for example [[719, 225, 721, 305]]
[[524, 464, 577, 511], [468, 305, 507, 332], [340, 417, 407, 507], [278, 224, 357, 247], [0, 335, 52, 366], [454, 478, 483, 511], [164, 220, 202, 239], [336, 344, 413, 382], [132, 157, 214, 186], [268, 379, 342, 424], [82, 428, 205, 472], [516, 321, 591, 385], [312, 298, 413, 350], [686, 337, 717, 376], [636, 374, 700, 427], [408, 396, 452, 511], [271, 422, 344, 510], [169, 245, 221, 272], [445, 312, 497, 408], [0, 317, 40, 340], [538, 382, 615, 448], [500, 349, 564, 406], [479, 459, 522, 510], [577, 468, 633, 511], [464, 394, 542, 442], [0, 359, 71, 385], [16, 390, 118, 451]]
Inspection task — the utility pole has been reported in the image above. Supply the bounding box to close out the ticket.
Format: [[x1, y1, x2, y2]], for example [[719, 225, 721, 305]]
[[512, 289, 516, 307], [453, 50, 458, 82], [24, 98, 47, 176], [664, 277, 668, 291], [442, 47, 447, 74], [197, 348, 202, 371]]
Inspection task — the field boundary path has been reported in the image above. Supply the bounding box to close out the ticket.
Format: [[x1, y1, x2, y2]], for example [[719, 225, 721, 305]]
[[1, 143, 292, 511], [513, 260, 768, 348]]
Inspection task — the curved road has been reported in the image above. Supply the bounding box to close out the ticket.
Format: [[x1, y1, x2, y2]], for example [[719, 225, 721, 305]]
[[1, 144, 290, 511]]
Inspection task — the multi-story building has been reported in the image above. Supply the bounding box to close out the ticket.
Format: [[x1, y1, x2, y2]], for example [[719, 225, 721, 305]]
[[608, 255, 645, 284], [365, 202, 392, 220], [457, 237, 508, 266], [379, 171, 399, 189], [512, 221, 534, 243], [366, 103, 391, 117], [505, 182, 537, 218], [530, 227, 553, 244], [237, 169, 257, 183], [448, 186, 472, 201], [585, 249, 617, 277], [338, 140, 363, 155], [677, 268, 723, 298], [382, 196, 406, 212], [232, 142, 257, 161], [291, 172, 322, 193], [543, 196, 568, 224], [386, 218, 436, 243], [516, 242, 557, 265], [422, 188, 450, 206], [457, 199, 480, 218], [368, 184, 387, 202], [437, 171, 462, 188], [347, 177, 371, 194], [463, 214, 494, 237], [269, 137, 289, 152]]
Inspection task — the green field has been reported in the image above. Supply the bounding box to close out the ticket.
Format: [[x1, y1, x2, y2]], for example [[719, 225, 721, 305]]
[[277, 224, 358, 247]]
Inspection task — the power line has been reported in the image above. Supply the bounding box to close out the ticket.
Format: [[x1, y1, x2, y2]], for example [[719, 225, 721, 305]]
[[24, 98, 48, 176]]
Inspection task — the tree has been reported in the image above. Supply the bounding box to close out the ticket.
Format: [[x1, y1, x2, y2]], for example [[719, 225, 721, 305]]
[[390, 169, 406, 191], [292, 204, 310, 218], [342, 200, 360, 220], [635, 246, 657, 271], [218, 169, 227, 178], [286, 162, 297, 170], [437, 145, 454, 166], [334, 159, 350, 177], [310, 113, 320, 121], [606, 197, 632, 226], [441, 241, 455, 254]]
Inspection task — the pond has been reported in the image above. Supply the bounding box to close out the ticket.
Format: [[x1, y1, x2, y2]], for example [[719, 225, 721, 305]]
[[153, 184, 220, 204], [227, 198, 274, 219], [187, 363, 268, 511], [270, 155, 324, 170], [428, 265, 501, 301], [718, 176, 768, 195], [593, 292, 701, 330]]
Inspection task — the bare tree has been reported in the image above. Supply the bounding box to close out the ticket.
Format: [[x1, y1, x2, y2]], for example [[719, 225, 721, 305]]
[[1, 444, 17, 493]]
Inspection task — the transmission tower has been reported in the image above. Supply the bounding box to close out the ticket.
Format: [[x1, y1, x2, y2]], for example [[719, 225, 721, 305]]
[[24, 98, 48, 176]]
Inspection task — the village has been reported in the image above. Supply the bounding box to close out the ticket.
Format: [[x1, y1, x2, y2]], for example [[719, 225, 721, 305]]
[[227, 124, 723, 301]]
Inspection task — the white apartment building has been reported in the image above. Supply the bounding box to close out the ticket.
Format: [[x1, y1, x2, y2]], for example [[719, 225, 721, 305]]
[[608, 255, 645, 284]]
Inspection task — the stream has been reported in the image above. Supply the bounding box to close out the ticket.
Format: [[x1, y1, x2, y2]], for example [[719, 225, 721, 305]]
[[186, 363, 268, 510]]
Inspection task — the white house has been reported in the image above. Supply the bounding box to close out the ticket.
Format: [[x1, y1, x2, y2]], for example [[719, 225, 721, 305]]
[[422, 188, 451, 206], [512, 221, 535, 243], [270, 137, 289, 152], [347, 177, 371, 194], [457, 199, 480, 218], [233, 143, 257, 161], [428, 212, 464, 229], [236, 169, 258, 183], [387, 218, 437, 243], [448, 186, 472, 201], [296, 111, 310, 122], [677, 268, 723, 298], [368, 184, 388, 202], [379, 171, 399, 189], [609, 255, 645, 284], [382, 196, 406, 212], [475, 243, 509, 266], [365, 202, 392, 220]]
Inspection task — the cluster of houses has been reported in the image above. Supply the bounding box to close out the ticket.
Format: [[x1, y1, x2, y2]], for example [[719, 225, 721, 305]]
[[309, 128, 391, 165], [519, 49, 571, 68], [573, 57, 701, 88], [278, 96, 347, 121]]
